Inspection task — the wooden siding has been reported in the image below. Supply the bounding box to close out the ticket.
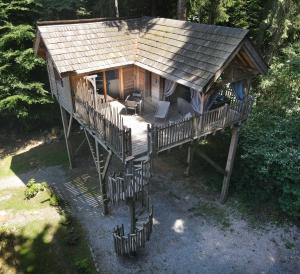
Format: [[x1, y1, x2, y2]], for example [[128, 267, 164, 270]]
[[47, 57, 73, 113], [134, 66, 146, 93], [123, 65, 135, 97]]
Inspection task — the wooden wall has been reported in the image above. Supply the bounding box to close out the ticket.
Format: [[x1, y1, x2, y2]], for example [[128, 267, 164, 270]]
[[123, 65, 135, 98], [46, 57, 73, 113]]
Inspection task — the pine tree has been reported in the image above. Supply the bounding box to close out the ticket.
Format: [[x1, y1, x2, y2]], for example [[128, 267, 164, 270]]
[[0, 0, 53, 129]]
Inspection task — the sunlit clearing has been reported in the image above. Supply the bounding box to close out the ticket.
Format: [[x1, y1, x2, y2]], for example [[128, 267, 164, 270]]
[[153, 217, 160, 225], [172, 219, 185, 233], [268, 255, 275, 262]]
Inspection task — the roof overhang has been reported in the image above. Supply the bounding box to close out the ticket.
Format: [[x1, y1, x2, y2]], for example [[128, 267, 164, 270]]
[[34, 17, 268, 93]]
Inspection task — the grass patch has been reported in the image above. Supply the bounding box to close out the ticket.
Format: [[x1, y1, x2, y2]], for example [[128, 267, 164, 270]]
[[0, 141, 68, 179], [188, 202, 231, 229], [0, 188, 51, 212], [0, 185, 97, 274]]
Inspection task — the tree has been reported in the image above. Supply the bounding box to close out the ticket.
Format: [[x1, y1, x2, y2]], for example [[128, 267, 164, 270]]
[[0, 0, 53, 129], [177, 0, 187, 20]]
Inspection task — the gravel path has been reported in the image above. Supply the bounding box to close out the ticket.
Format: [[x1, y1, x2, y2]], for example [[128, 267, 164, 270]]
[[4, 164, 300, 274]]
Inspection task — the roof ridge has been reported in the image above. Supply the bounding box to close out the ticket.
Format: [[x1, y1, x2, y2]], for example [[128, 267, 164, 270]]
[[37, 16, 141, 26]]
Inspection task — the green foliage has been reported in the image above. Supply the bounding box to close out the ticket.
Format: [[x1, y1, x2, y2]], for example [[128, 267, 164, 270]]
[[234, 43, 300, 218], [188, 0, 234, 24], [24, 178, 48, 199], [24, 178, 63, 208], [0, 0, 55, 130], [75, 258, 93, 274], [49, 191, 62, 207]]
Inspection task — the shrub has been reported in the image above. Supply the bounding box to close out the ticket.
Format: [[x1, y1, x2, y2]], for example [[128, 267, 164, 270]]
[[232, 43, 300, 218], [75, 258, 92, 274], [24, 178, 47, 199]]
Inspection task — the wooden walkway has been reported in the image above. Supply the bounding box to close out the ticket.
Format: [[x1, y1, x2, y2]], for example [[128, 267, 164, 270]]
[[110, 99, 183, 157]]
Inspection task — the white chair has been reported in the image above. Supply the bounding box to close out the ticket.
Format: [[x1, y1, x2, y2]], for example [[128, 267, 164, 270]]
[[154, 101, 170, 120]]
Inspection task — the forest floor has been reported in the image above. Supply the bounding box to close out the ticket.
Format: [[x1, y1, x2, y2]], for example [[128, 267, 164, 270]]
[[0, 132, 96, 274], [0, 132, 299, 274]]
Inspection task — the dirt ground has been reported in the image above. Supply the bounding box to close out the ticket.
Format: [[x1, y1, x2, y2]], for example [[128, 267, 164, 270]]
[[4, 148, 298, 274]]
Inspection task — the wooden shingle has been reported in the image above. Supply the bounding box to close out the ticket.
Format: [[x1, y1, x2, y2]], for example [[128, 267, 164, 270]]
[[37, 16, 252, 92]]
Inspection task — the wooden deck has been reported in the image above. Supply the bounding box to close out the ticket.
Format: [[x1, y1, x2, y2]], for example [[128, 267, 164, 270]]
[[73, 86, 254, 162], [109, 99, 183, 157]]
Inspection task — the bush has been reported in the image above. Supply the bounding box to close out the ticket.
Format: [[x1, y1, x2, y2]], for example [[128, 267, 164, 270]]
[[75, 258, 92, 274], [233, 43, 300, 218], [24, 178, 47, 199]]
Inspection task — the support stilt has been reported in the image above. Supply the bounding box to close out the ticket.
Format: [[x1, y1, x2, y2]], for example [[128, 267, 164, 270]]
[[184, 143, 193, 176], [60, 106, 73, 169], [95, 140, 109, 215], [220, 126, 240, 203]]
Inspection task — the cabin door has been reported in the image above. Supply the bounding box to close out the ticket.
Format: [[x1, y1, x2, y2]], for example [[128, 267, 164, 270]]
[[151, 72, 160, 102], [106, 69, 119, 98]]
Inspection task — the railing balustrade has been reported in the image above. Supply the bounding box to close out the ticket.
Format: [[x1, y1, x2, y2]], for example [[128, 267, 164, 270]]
[[74, 96, 132, 160], [150, 96, 254, 153], [113, 208, 153, 256]]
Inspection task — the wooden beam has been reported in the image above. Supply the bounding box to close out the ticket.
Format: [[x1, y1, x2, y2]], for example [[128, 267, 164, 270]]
[[37, 16, 139, 26], [60, 106, 73, 169], [101, 150, 112, 180], [220, 126, 240, 203], [202, 38, 246, 94], [119, 67, 124, 99], [184, 143, 194, 176], [103, 71, 107, 102], [95, 139, 109, 215], [66, 113, 73, 139], [243, 39, 268, 74], [196, 151, 225, 175]]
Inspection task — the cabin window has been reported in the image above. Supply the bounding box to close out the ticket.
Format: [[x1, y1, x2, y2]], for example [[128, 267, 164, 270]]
[[105, 69, 120, 98]]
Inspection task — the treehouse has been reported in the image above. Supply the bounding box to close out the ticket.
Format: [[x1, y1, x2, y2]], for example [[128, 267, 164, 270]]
[[34, 16, 267, 255]]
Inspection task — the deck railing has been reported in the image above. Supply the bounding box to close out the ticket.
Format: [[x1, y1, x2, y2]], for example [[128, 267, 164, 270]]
[[150, 96, 254, 153], [74, 96, 132, 161], [151, 117, 194, 153], [113, 208, 153, 256], [107, 160, 151, 204]]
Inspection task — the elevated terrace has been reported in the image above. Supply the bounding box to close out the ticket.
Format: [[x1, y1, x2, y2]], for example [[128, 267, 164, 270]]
[[73, 78, 254, 162]]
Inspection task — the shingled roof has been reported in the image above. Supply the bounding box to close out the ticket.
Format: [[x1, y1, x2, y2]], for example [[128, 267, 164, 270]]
[[35, 16, 266, 91]]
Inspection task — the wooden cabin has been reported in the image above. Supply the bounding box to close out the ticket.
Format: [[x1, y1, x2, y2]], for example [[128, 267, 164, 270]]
[[34, 16, 267, 211]]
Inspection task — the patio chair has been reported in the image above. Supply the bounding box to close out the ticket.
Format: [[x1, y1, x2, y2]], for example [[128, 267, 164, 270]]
[[154, 101, 170, 120], [125, 91, 143, 114], [125, 95, 138, 114]]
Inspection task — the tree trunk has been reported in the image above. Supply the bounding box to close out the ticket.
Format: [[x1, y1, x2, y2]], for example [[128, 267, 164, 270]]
[[208, 0, 221, 24], [177, 0, 187, 20], [114, 0, 119, 17]]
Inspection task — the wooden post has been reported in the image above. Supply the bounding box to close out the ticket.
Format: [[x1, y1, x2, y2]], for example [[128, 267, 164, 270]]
[[128, 197, 136, 234], [119, 67, 124, 99], [60, 106, 73, 169], [220, 126, 240, 203], [184, 143, 193, 176], [103, 71, 107, 102], [95, 140, 109, 215]]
